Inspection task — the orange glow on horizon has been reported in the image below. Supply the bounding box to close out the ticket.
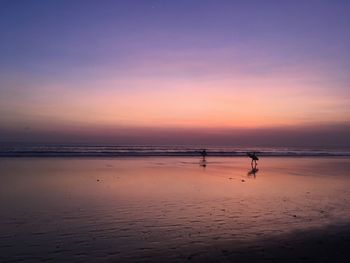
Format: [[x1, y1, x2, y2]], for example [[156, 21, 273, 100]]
[[1, 52, 350, 132]]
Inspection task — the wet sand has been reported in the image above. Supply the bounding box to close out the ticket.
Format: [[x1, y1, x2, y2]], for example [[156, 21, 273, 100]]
[[1, 157, 350, 262]]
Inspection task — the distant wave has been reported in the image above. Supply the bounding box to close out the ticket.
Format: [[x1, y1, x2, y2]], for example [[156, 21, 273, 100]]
[[0, 145, 350, 157]]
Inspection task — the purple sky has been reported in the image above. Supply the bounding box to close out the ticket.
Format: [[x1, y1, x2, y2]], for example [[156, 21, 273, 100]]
[[1, 1, 350, 146]]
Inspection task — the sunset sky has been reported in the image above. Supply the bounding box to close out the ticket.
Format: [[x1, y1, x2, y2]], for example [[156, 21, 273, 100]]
[[1, 1, 350, 146]]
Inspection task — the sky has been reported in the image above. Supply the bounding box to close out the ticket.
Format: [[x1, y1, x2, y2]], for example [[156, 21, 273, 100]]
[[0, 0, 350, 146]]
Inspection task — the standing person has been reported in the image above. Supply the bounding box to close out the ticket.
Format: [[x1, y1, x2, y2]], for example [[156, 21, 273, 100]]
[[200, 149, 207, 167], [201, 149, 207, 159], [247, 152, 259, 167]]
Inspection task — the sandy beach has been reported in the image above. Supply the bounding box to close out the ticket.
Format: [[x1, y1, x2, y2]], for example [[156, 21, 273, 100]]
[[1, 157, 350, 262]]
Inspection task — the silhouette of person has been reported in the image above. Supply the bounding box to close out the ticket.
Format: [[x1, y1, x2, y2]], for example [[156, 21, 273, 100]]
[[200, 149, 207, 167], [247, 152, 259, 166]]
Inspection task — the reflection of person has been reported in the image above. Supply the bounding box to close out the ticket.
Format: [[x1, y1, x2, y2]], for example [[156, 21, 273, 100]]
[[247, 167, 259, 178]]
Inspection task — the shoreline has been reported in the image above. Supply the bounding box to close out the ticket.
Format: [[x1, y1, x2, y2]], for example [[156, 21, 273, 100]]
[[1, 153, 350, 158]]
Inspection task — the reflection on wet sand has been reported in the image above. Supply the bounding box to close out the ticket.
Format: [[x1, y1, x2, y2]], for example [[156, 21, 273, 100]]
[[1, 157, 350, 262], [199, 157, 207, 168], [199, 158, 207, 168], [248, 165, 259, 178]]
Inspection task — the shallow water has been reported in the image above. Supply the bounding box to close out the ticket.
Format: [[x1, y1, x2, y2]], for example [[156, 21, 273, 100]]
[[1, 157, 350, 262], [1, 144, 350, 157]]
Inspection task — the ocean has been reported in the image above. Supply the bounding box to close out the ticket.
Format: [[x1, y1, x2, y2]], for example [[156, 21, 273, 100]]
[[1, 144, 350, 157]]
